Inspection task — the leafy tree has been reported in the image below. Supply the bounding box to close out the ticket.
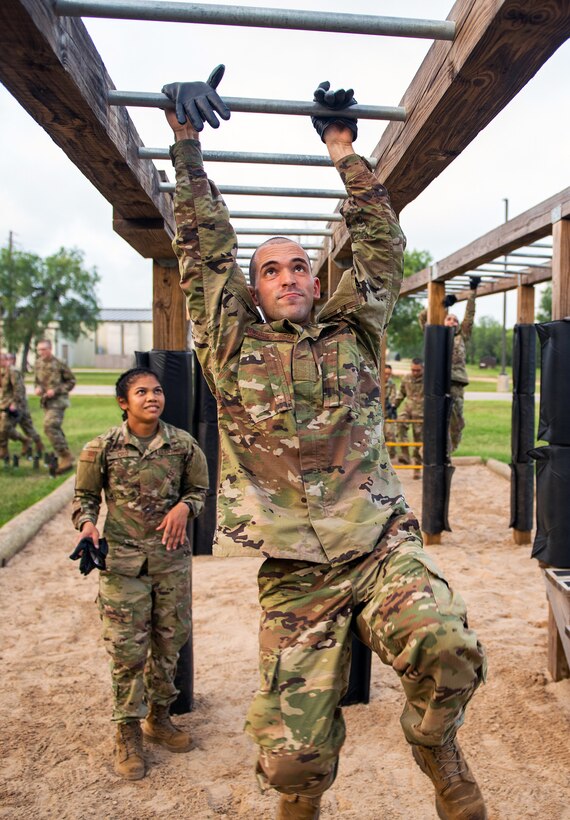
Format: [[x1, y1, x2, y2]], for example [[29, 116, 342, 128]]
[[466, 316, 513, 367], [387, 249, 432, 359], [536, 284, 551, 324], [0, 243, 100, 370]]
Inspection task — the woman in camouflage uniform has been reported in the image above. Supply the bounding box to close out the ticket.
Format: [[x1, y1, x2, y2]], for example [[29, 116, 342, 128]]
[[72, 367, 209, 781]]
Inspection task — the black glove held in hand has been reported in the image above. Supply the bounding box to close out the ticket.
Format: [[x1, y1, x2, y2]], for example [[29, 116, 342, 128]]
[[469, 275, 481, 290], [162, 65, 231, 131], [311, 81, 358, 143], [69, 537, 108, 576], [443, 294, 458, 309]]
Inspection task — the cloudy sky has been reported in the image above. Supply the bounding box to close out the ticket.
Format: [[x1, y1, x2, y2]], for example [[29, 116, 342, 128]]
[[1, 0, 568, 325]]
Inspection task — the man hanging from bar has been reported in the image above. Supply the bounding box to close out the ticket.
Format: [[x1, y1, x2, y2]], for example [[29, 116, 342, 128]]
[[163, 66, 487, 820]]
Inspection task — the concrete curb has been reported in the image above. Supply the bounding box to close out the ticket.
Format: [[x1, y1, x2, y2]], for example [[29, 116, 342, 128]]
[[0, 474, 75, 567], [486, 458, 511, 481], [451, 456, 483, 466]]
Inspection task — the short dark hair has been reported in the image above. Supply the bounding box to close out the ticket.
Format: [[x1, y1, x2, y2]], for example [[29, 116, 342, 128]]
[[411, 357, 423, 366], [384, 364, 393, 372], [115, 367, 162, 420], [248, 237, 310, 285]]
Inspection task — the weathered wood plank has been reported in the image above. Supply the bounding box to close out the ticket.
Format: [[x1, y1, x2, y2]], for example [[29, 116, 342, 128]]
[[0, 0, 175, 259], [316, 0, 570, 275], [427, 282, 446, 325], [552, 218, 570, 320], [152, 262, 188, 350], [401, 186, 569, 296]]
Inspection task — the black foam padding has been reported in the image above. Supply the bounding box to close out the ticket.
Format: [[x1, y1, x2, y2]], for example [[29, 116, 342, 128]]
[[423, 395, 452, 466], [340, 636, 371, 707], [529, 445, 570, 567], [421, 464, 455, 534], [509, 462, 534, 531], [511, 394, 536, 464], [536, 320, 570, 445], [423, 325, 454, 396], [512, 324, 536, 397]]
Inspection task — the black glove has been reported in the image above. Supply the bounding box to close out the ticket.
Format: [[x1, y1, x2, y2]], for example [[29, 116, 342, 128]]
[[162, 65, 231, 131], [311, 81, 358, 143], [469, 275, 481, 290], [69, 536, 108, 576], [443, 294, 457, 309]]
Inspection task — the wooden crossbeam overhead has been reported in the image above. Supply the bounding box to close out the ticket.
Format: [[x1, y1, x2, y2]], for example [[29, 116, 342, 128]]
[[315, 0, 570, 280], [445, 265, 552, 302], [400, 186, 570, 296], [0, 0, 175, 259]]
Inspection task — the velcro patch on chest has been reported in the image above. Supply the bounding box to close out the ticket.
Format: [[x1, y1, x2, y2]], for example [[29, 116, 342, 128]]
[[292, 358, 318, 382], [79, 449, 99, 463]]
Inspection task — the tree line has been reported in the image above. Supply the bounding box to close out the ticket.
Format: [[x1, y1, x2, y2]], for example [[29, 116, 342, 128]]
[[0, 237, 100, 370]]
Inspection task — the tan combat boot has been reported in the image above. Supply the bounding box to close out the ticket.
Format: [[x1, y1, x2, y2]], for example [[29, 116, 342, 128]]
[[276, 794, 322, 820], [55, 450, 75, 475], [114, 720, 145, 781], [142, 704, 192, 752], [412, 738, 487, 820]]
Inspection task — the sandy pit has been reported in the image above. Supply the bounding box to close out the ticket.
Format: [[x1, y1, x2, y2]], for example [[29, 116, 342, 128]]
[[1, 464, 569, 819]]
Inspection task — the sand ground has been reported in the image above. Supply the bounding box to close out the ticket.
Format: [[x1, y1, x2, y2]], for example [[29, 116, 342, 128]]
[[1, 464, 569, 819]]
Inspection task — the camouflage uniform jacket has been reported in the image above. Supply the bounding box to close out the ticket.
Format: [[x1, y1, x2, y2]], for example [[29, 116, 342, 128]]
[[0, 366, 27, 411], [72, 420, 209, 576], [419, 290, 475, 385], [34, 355, 76, 408], [171, 139, 409, 565], [384, 376, 398, 414], [395, 373, 424, 417]]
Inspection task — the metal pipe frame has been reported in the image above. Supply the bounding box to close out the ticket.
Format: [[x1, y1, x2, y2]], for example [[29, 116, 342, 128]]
[[478, 262, 549, 270], [230, 210, 342, 221], [236, 227, 333, 236], [506, 251, 552, 260], [237, 241, 324, 250], [55, 0, 455, 41], [109, 91, 406, 122], [160, 182, 346, 198], [139, 146, 378, 168]]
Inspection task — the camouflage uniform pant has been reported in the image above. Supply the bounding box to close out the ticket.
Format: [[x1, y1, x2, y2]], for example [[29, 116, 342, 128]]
[[18, 408, 42, 446], [245, 513, 486, 798], [398, 404, 423, 466], [449, 382, 466, 452], [98, 564, 191, 722], [43, 405, 68, 454], [0, 410, 27, 456]]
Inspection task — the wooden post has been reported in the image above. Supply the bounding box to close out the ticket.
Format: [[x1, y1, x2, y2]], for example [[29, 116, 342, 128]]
[[423, 280, 445, 545], [152, 259, 187, 350], [551, 218, 570, 320], [427, 281, 446, 325], [512, 283, 535, 546]]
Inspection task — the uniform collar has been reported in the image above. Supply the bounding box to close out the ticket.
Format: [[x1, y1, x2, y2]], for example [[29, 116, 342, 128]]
[[121, 419, 170, 453]]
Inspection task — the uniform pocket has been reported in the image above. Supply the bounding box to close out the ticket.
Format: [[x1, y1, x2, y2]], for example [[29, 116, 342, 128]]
[[238, 343, 293, 424], [322, 337, 360, 411], [244, 649, 282, 748], [412, 552, 467, 620]]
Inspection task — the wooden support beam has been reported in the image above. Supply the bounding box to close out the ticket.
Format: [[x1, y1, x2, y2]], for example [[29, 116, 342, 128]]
[[427, 282, 446, 325], [450, 266, 551, 302], [551, 218, 570, 320], [517, 284, 535, 325], [327, 257, 344, 300], [401, 187, 569, 297], [315, 0, 570, 276], [0, 0, 175, 260], [152, 261, 187, 350]]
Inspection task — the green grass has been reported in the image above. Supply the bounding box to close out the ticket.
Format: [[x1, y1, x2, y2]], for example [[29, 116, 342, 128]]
[[455, 400, 513, 463], [0, 396, 119, 526], [25, 369, 122, 386]]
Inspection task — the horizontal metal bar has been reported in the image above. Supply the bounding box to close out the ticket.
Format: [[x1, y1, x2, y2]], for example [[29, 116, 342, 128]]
[[473, 268, 531, 276], [230, 210, 341, 221], [235, 227, 333, 235], [160, 182, 345, 198], [109, 91, 405, 122], [237, 254, 318, 260], [139, 146, 378, 168], [482, 261, 549, 270], [506, 251, 552, 260], [236, 241, 325, 250], [529, 242, 553, 249], [55, 0, 455, 41]]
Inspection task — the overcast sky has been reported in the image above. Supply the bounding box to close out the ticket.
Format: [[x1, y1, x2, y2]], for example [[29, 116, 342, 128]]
[[1, 0, 568, 326]]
